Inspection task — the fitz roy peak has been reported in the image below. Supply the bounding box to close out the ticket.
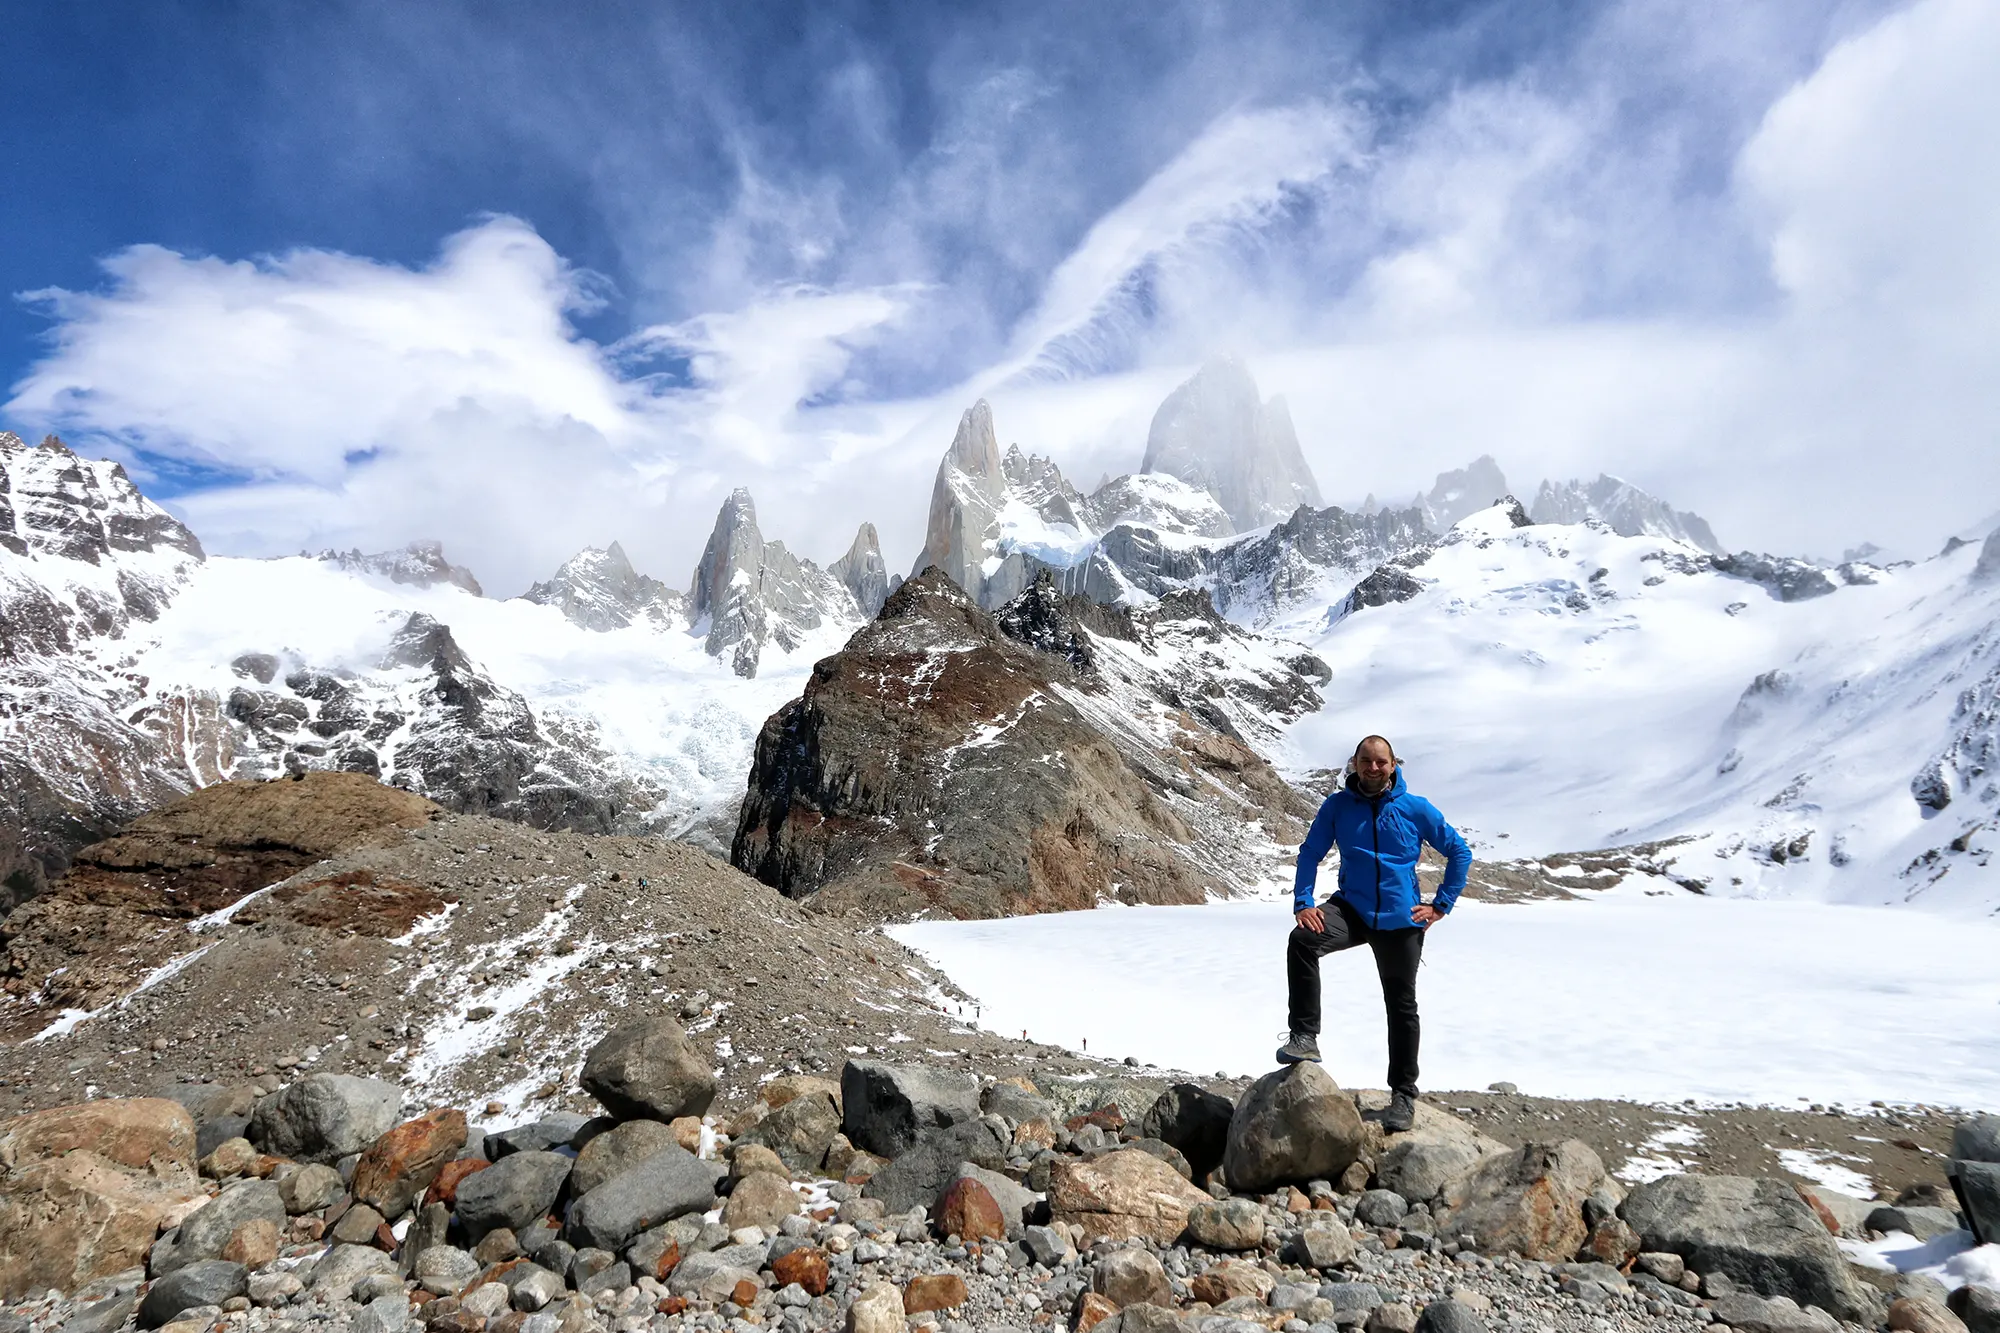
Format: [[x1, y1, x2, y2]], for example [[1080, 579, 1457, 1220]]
[[1141, 354, 1322, 532]]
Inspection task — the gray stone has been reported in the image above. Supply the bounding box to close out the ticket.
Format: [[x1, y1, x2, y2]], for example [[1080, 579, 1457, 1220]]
[[1958, 1116, 2000, 1165], [668, 1245, 763, 1300], [196, 1115, 251, 1161], [1412, 1301, 1487, 1333], [398, 1201, 452, 1278], [413, 1245, 482, 1296], [511, 1266, 565, 1311], [454, 1150, 572, 1241], [1957, 1161, 2000, 1245], [576, 1260, 632, 1298], [1375, 1141, 1482, 1205], [737, 1091, 841, 1175], [330, 1201, 388, 1246], [1706, 1293, 1840, 1333], [279, 1162, 344, 1214], [1864, 1205, 1962, 1240], [139, 1261, 247, 1328], [1288, 1219, 1357, 1271], [1435, 1140, 1611, 1263], [352, 1296, 407, 1333], [863, 1118, 1009, 1214], [840, 1061, 981, 1160], [354, 1273, 403, 1304], [59, 1295, 136, 1333], [1948, 1283, 2000, 1333], [1619, 1174, 1880, 1322], [568, 1119, 682, 1198], [1322, 1282, 1385, 1312], [981, 1083, 1055, 1125], [1022, 1225, 1072, 1267], [1185, 1198, 1264, 1251], [1101, 1305, 1187, 1333], [1140, 1084, 1236, 1185], [152, 1178, 286, 1275], [248, 1074, 402, 1164], [1355, 1191, 1410, 1228], [486, 1114, 590, 1159], [565, 1145, 723, 1252], [460, 1283, 512, 1320], [309, 1244, 399, 1298], [1223, 1062, 1368, 1193], [579, 1018, 718, 1122]]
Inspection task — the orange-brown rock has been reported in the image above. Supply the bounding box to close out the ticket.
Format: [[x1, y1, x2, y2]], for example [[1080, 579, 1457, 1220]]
[[1066, 1107, 1127, 1135], [1188, 1259, 1276, 1307], [647, 1239, 683, 1281], [353, 1108, 468, 1217], [1795, 1184, 1842, 1236], [730, 1278, 759, 1308], [936, 1177, 1007, 1243], [655, 1297, 688, 1316], [425, 1157, 490, 1209], [1071, 1291, 1119, 1332], [221, 1217, 280, 1268], [668, 1117, 704, 1154], [903, 1274, 968, 1314], [0, 1098, 203, 1299], [771, 1247, 828, 1296]]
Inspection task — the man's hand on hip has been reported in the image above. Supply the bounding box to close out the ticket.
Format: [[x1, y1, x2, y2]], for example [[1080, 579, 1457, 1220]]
[[1295, 906, 1325, 933], [1411, 903, 1444, 927]]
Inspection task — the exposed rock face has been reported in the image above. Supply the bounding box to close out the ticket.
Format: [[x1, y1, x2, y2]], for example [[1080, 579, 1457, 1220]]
[[689, 489, 857, 678], [519, 542, 684, 631], [1048, 1147, 1210, 1245], [1081, 473, 1234, 540], [1410, 456, 1513, 533], [1976, 528, 2000, 582], [911, 402, 1011, 606], [1530, 474, 1725, 554], [1088, 502, 1431, 625], [829, 524, 893, 617], [1712, 552, 1839, 602], [0, 773, 439, 1026], [1140, 356, 1321, 532], [731, 570, 1322, 917], [315, 542, 482, 596]]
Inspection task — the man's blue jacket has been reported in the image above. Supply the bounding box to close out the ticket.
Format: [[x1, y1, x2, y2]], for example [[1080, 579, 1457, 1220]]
[[1294, 768, 1472, 927]]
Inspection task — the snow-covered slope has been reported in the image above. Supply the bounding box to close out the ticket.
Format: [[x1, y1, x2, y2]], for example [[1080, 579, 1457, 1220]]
[[1276, 504, 2000, 916]]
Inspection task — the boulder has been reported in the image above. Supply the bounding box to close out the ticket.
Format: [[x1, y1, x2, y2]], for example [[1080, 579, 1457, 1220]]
[[1792, 1184, 1874, 1238], [1188, 1258, 1275, 1304], [1140, 1084, 1235, 1185], [936, 1176, 1006, 1242], [667, 1245, 761, 1300], [1433, 1140, 1610, 1263], [1091, 1249, 1171, 1308], [397, 1203, 452, 1279], [719, 1171, 799, 1231], [1708, 1292, 1843, 1333], [279, 1163, 344, 1214], [1955, 1161, 2000, 1246], [155, 1178, 285, 1274], [903, 1272, 969, 1314], [771, 1246, 829, 1296], [1947, 1283, 2000, 1333], [943, 1162, 1039, 1238], [0, 1099, 203, 1300], [1287, 1217, 1357, 1270], [1866, 1205, 1963, 1241], [1955, 1116, 2000, 1165], [1049, 1147, 1211, 1244], [453, 1150, 571, 1241], [1414, 1301, 1488, 1333], [982, 1080, 1054, 1124], [413, 1245, 482, 1297], [1184, 1198, 1263, 1251], [848, 1281, 903, 1333], [424, 1158, 489, 1210], [308, 1243, 399, 1297], [579, 1019, 717, 1123], [569, 1119, 680, 1199], [485, 1114, 590, 1159], [248, 1074, 402, 1164], [863, 1118, 1008, 1215], [1619, 1174, 1881, 1322], [1223, 1062, 1368, 1193], [1356, 1189, 1410, 1227], [351, 1108, 468, 1219], [565, 1146, 723, 1252], [1888, 1297, 1970, 1333], [840, 1061, 981, 1159], [138, 1260, 246, 1328], [761, 1074, 843, 1112], [1377, 1140, 1487, 1204], [736, 1091, 840, 1174]]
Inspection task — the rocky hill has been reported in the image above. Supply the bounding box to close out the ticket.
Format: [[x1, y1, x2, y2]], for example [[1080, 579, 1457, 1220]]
[[731, 570, 1327, 919]]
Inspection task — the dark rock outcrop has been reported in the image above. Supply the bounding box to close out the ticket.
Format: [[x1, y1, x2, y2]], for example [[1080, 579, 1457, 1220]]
[[315, 541, 481, 596], [1712, 553, 1839, 602], [731, 570, 1322, 917]]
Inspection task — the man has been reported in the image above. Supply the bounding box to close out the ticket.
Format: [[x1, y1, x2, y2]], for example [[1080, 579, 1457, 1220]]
[[1279, 734, 1470, 1134]]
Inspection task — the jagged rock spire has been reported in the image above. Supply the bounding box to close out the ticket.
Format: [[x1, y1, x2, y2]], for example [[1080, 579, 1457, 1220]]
[[1141, 356, 1321, 533], [830, 522, 891, 617]]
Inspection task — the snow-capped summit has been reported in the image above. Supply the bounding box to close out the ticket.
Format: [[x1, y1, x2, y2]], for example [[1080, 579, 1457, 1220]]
[[519, 541, 685, 631], [1081, 472, 1233, 539], [1530, 473, 1725, 554], [1411, 455, 1513, 533], [1140, 355, 1321, 532], [689, 488, 859, 677]]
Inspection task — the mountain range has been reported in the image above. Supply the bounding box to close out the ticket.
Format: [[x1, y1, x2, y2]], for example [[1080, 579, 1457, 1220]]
[[4, 353, 1996, 920]]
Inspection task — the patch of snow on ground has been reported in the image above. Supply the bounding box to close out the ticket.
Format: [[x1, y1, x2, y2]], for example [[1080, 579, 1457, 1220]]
[[1843, 1232, 1990, 1291], [1615, 1123, 1704, 1185], [1775, 1147, 1877, 1198], [891, 885, 2000, 1105]]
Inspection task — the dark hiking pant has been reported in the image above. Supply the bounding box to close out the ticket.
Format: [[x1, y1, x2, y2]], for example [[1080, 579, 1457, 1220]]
[[1288, 896, 1424, 1096]]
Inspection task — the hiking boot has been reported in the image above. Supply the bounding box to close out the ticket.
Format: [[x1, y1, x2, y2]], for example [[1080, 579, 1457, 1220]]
[[1382, 1090, 1417, 1133], [1275, 1032, 1321, 1065]]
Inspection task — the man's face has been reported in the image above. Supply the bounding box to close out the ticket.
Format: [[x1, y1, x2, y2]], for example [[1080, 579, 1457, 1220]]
[[1354, 741, 1395, 794]]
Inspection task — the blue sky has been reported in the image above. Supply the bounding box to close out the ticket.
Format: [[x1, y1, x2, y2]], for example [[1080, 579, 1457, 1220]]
[[5, 0, 1995, 594]]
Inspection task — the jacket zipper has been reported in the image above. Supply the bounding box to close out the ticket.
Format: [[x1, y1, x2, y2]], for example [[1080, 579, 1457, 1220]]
[[1370, 793, 1383, 928]]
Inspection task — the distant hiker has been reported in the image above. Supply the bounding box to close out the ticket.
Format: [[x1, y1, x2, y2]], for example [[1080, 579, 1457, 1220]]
[[1279, 734, 1470, 1134]]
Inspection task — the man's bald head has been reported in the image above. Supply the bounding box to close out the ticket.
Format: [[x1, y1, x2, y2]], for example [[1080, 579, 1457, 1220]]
[[1351, 735, 1398, 795]]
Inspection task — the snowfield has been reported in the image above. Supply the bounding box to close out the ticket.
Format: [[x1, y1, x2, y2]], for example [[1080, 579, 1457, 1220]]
[[889, 881, 2000, 1107]]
